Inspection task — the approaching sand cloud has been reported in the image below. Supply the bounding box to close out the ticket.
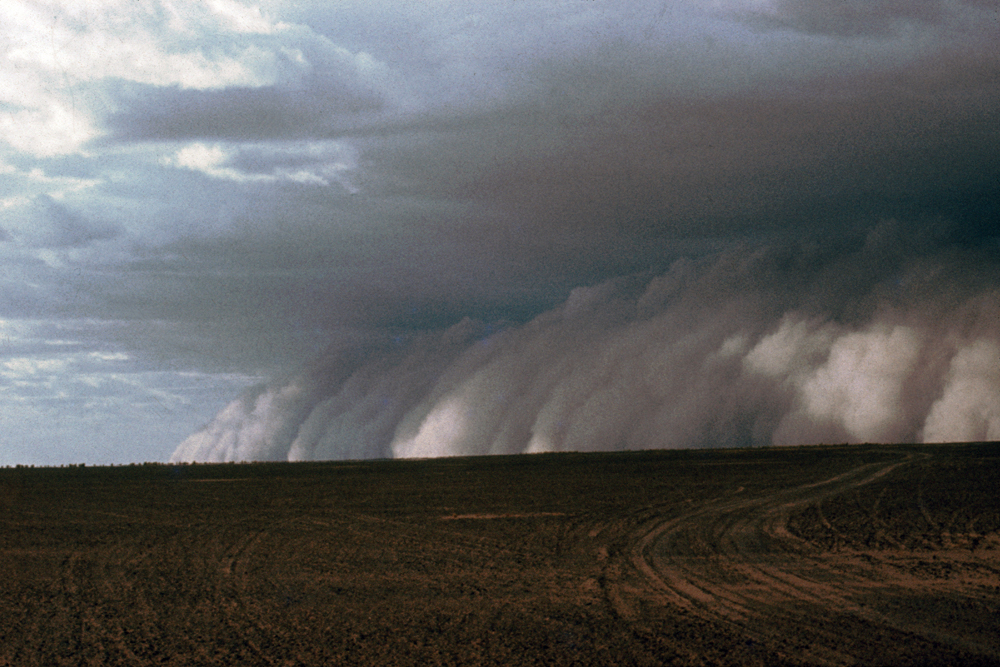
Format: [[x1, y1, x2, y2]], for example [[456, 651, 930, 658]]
[[923, 340, 1000, 443], [758, 323, 924, 445], [172, 230, 1000, 463]]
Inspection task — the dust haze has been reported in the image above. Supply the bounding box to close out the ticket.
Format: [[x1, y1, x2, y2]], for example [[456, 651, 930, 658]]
[[174, 224, 1000, 462]]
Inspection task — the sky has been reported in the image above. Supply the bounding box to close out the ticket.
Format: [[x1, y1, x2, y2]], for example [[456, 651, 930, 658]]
[[1, 0, 998, 465]]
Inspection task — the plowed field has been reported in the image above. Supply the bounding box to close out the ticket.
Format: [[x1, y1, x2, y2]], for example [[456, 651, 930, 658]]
[[1, 443, 998, 665]]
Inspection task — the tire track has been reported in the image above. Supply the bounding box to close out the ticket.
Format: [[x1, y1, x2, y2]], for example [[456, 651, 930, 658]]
[[608, 451, 955, 665]]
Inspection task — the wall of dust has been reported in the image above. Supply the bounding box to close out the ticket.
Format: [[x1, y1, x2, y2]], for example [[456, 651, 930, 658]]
[[172, 227, 1000, 462]]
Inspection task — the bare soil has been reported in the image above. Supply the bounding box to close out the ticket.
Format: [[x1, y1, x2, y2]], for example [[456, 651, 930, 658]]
[[1, 443, 998, 666]]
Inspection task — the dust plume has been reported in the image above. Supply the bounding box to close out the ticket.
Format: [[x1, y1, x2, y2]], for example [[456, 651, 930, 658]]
[[172, 227, 1000, 462]]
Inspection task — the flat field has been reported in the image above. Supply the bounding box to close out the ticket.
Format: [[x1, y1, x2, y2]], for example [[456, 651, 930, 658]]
[[1, 443, 998, 666]]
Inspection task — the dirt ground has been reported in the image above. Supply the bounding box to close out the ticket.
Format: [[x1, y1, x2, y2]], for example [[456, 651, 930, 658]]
[[1, 443, 998, 666]]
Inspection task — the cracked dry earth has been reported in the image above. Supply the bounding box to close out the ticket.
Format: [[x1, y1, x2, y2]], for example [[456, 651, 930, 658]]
[[1, 443, 998, 666]]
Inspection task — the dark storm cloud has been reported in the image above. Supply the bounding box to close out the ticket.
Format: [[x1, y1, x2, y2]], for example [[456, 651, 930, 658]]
[[104, 79, 385, 142], [85, 0, 1000, 349], [388, 49, 999, 244], [735, 0, 994, 37], [302, 45, 998, 319], [100, 32, 999, 382]]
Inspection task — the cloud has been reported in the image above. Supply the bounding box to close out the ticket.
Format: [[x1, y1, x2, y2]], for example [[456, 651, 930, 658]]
[[2, 0, 286, 89], [161, 140, 358, 190], [0, 0, 330, 156], [101, 25, 393, 143], [172, 230, 1000, 462], [0, 195, 119, 255], [722, 0, 993, 38], [0, 316, 266, 465], [37, 196, 120, 249], [352, 47, 1000, 283]]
